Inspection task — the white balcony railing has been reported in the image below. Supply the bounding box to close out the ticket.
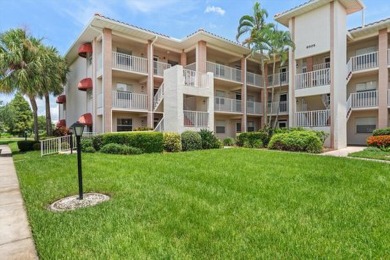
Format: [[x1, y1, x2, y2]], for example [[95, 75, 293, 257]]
[[112, 91, 147, 110], [153, 83, 164, 110], [246, 101, 262, 115], [97, 93, 103, 108], [268, 101, 288, 114], [183, 69, 210, 88], [206, 61, 242, 82], [295, 68, 330, 89], [246, 72, 263, 87], [296, 109, 331, 127], [184, 62, 196, 71], [347, 51, 378, 74], [184, 110, 209, 128], [112, 51, 148, 74], [268, 72, 289, 87], [347, 90, 378, 110], [214, 97, 242, 113], [154, 61, 171, 77], [313, 62, 330, 71]]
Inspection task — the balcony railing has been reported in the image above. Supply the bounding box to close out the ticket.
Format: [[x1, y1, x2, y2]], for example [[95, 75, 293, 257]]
[[112, 51, 148, 74], [184, 62, 196, 71], [296, 109, 330, 127], [153, 83, 164, 110], [313, 62, 330, 71], [246, 101, 262, 115], [206, 61, 242, 83], [112, 91, 147, 110], [154, 61, 171, 77], [184, 110, 209, 128], [268, 72, 289, 87], [268, 101, 288, 114], [347, 51, 378, 74], [246, 72, 263, 87], [347, 90, 378, 110], [295, 68, 330, 89], [183, 69, 210, 88], [214, 97, 242, 113]]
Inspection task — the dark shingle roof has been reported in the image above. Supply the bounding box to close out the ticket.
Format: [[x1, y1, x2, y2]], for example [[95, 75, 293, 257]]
[[349, 17, 390, 32], [274, 0, 314, 18]]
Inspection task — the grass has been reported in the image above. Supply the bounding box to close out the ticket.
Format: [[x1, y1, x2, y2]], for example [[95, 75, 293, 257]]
[[0, 137, 27, 145], [349, 147, 390, 161], [11, 145, 390, 259]]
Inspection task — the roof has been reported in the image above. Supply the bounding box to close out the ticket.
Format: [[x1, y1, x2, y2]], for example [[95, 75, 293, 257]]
[[275, 0, 364, 27], [349, 17, 390, 40]]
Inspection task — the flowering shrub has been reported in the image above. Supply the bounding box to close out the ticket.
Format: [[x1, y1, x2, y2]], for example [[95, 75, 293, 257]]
[[367, 135, 390, 148]]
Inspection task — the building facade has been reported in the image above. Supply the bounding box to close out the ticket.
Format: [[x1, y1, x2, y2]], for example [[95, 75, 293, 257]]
[[58, 0, 390, 148]]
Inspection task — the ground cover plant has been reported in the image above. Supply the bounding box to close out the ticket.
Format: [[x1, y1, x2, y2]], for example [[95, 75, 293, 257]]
[[12, 144, 390, 259], [349, 147, 390, 161]]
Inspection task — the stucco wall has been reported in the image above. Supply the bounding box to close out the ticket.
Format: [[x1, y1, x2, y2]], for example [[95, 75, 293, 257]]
[[347, 110, 378, 145]]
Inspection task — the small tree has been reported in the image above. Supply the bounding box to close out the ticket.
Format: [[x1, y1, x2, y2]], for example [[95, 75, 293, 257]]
[[7, 92, 33, 135]]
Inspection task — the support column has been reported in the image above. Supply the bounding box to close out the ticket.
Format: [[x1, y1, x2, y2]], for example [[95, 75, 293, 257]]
[[196, 41, 207, 73], [180, 50, 187, 66], [102, 28, 112, 133], [147, 40, 154, 128], [378, 29, 388, 128], [288, 18, 296, 128], [241, 56, 247, 132]]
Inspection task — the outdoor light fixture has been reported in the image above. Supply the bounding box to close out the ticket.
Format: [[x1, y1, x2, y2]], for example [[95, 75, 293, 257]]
[[70, 122, 85, 200]]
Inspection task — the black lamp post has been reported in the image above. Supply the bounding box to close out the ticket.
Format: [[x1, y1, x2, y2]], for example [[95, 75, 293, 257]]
[[71, 122, 85, 200]]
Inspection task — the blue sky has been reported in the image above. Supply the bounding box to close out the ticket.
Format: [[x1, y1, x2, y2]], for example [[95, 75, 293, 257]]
[[0, 0, 389, 121]]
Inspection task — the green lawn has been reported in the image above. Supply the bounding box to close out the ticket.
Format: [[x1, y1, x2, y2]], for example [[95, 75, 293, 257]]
[[12, 145, 390, 259], [349, 147, 390, 161]]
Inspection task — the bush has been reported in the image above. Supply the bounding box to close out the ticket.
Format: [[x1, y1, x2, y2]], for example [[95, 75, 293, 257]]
[[373, 127, 390, 136], [223, 138, 234, 146], [100, 143, 143, 155], [367, 135, 390, 148], [81, 139, 94, 152], [268, 131, 323, 153], [133, 127, 154, 131], [181, 131, 202, 151], [199, 129, 221, 149], [52, 127, 70, 137], [273, 127, 329, 145], [163, 133, 182, 152], [17, 141, 39, 152], [237, 132, 268, 148], [92, 135, 104, 151], [84, 146, 96, 153], [101, 132, 163, 153], [33, 143, 41, 151]]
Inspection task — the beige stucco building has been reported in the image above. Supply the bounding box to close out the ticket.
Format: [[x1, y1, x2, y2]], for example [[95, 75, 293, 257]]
[[58, 0, 390, 148]]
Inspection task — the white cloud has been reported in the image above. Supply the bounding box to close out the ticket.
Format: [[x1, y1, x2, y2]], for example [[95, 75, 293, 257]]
[[204, 6, 225, 16]]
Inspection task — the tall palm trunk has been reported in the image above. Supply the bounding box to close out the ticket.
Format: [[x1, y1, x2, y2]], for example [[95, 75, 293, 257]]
[[28, 95, 39, 141], [44, 93, 52, 136]]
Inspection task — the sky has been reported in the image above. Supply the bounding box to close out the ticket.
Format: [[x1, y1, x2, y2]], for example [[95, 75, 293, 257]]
[[0, 0, 389, 122]]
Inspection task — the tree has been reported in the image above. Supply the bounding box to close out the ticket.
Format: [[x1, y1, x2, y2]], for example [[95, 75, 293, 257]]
[[0, 100, 15, 135], [236, 2, 273, 126], [7, 92, 33, 135]]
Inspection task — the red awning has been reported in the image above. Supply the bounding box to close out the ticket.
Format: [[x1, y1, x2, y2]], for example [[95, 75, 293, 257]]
[[56, 95, 66, 104], [78, 78, 93, 91], [78, 43, 92, 58], [56, 119, 66, 128], [78, 113, 92, 126]]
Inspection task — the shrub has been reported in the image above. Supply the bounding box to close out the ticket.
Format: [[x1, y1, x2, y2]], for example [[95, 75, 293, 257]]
[[17, 141, 39, 152], [367, 135, 390, 148], [92, 135, 104, 151], [133, 127, 154, 131], [223, 138, 234, 146], [181, 131, 202, 151], [100, 143, 143, 155], [373, 127, 390, 136], [33, 143, 41, 151], [163, 133, 182, 152], [52, 127, 70, 137], [268, 131, 323, 153], [199, 129, 221, 149], [101, 132, 163, 153], [273, 127, 329, 145], [81, 139, 94, 152], [83, 146, 96, 153], [237, 132, 268, 148]]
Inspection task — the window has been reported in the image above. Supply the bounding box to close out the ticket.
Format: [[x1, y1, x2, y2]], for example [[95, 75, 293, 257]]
[[216, 120, 225, 134], [324, 57, 330, 68], [236, 122, 242, 133], [116, 83, 132, 99], [356, 117, 376, 134], [247, 121, 255, 132], [117, 118, 132, 132], [278, 121, 287, 128], [215, 91, 225, 106], [280, 67, 287, 83]]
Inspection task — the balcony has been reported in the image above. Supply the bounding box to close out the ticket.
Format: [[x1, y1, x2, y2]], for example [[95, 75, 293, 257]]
[[267, 101, 288, 115], [347, 90, 378, 110], [112, 51, 147, 74], [313, 62, 330, 71], [214, 97, 241, 113], [183, 69, 210, 88], [347, 51, 378, 75], [246, 72, 263, 87], [295, 68, 330, 89], [154, 61, 171, 77], [184, 110, 209, 128], [246, 101, 262, 115], [206, 61, 242, 83], [112, 91, 147, 111], [296, 109, 330, 127], [268, 72, 289, 87]]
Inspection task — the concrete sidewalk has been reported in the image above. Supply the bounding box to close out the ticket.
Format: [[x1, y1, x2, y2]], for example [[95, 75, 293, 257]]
[[321, 146, 365, 157], [0, 145, 38, 259]]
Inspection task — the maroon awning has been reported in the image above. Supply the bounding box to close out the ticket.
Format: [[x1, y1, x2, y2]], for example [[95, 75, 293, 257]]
[[78, 113, 92, 126], [78, 43, 92, 58], [56, 95, 66, 104], [78, 78, 93, 91]]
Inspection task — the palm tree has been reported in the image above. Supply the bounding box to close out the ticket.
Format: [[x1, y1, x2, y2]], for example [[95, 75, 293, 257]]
[[0, 28, 43, 141], [236, 2, 273, 127], [267, 28, 295, 127]]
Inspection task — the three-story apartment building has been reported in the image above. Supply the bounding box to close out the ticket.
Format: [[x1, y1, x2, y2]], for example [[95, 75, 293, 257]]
[[58, 0, 390, 149]]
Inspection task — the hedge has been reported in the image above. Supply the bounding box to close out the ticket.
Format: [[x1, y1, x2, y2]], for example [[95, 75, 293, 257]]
[[100, 132, 163, 153], [100, 143, 143, 155], [372, 127, 390, 136], [367, 135, 390, 148], [17, 141, 40, 152], [236, 131, 269, 147], [163, 133, 182, 152], [181, 131, 202, 151], [268, 131, 323, 153]]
